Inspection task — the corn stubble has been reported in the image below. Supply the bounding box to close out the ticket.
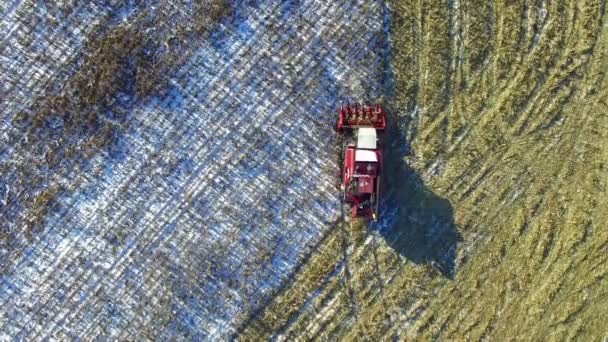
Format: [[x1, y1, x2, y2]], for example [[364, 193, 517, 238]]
[[1, 0, 231, 259]]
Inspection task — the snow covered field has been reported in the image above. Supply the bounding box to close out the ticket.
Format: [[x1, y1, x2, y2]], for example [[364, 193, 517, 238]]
[[0, 1, 385, 339]]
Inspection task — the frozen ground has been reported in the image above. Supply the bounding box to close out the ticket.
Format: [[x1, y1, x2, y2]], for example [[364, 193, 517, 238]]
[[0, 0, 385, 339]]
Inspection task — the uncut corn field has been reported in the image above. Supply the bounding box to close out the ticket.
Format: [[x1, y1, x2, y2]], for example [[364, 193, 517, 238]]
[[0, 0, 607, 340]]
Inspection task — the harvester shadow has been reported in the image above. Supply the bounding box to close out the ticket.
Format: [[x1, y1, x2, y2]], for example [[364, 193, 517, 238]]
[[376, 122, 461, 279]]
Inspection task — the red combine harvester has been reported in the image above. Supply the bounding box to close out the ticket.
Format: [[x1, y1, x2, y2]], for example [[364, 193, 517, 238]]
[[337, 103, 386, 221]]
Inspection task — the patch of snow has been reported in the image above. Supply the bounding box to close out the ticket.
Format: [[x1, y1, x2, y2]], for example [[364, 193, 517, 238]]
[[0, 0, 386, 339]]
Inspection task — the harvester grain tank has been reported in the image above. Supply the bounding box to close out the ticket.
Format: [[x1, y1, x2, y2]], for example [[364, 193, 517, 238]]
[[337, 103, 386, 221]]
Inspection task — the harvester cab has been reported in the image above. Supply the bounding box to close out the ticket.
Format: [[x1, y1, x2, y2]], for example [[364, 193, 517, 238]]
[[337, 103, 386, 221]]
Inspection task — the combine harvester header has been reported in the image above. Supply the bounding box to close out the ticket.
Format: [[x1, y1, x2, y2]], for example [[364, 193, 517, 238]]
[[337, 103, 386, 221]]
